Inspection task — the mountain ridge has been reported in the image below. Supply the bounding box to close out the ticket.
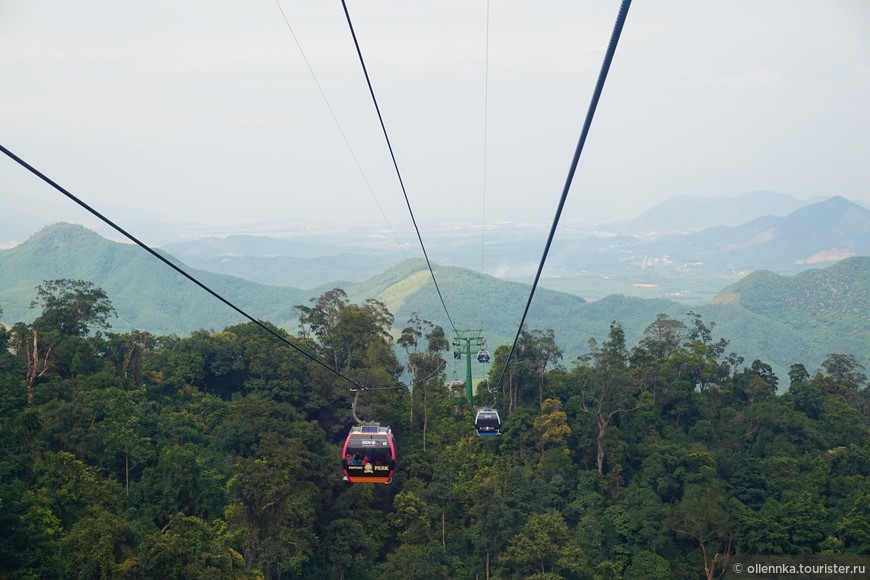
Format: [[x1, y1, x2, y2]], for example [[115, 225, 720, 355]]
[[0, 223, 308, 333], [2, 221, 869, 385], [613, 190, 820, 235], [660, 195, 870, 270]]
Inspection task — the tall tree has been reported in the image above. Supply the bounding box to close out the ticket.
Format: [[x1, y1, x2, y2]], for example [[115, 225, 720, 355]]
[[676, 311, 740, 392], [11, 280, 115, 403], [821, 353, 867, 392], [630, 313, 687, 401], [399, 314, 448, 450], [96, 387, 153, 496], [498, 328, 563, 412], [30, 279, 116, 337], [296, 289, 402, 433], [533, 399, 572, 457], [730, 359, 779, 407], [571, 322, 641, 474], [670, 481, 733, 580], [296, 289, 396, 376], [525, 329, 562, 406], [503, 511, 587, 578]]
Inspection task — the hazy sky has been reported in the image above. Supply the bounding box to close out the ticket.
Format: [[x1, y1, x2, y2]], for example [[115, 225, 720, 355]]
[[2, 0, 869, 239]]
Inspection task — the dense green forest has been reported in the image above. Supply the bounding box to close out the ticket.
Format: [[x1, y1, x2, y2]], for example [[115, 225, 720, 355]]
[[1, 279, 868, 579]]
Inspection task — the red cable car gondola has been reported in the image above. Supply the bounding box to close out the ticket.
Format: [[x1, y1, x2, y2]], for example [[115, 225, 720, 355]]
[[341, 424, 396, 484]]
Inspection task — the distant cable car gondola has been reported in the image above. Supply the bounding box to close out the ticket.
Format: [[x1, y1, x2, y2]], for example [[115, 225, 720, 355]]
[[342, 424, 396, 484], [477, 349, 491, 363], [474, 407, 501, 436]]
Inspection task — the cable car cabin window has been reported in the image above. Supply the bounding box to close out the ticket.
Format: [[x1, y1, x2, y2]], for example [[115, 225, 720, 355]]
[[342, 434, 395, 482]]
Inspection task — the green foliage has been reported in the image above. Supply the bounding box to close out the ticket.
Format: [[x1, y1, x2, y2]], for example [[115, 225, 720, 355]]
[[58, 506, 133, 580], [130, 513, 245, 579], [503, 510, 587, 578], [136, 443, 225, 526], [375, 543, 455, 578], [1, 280, 869, 579], [533, 399, 572, 454], [624, 550, 671, 580], [30, 278, 116, 338]]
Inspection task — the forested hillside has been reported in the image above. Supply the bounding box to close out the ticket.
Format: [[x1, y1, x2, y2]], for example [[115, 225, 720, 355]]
[[716, 256, 870, 351], [4, 223, 870, 387], [0, 223, 308, 332], [0, 280, 867, 578]]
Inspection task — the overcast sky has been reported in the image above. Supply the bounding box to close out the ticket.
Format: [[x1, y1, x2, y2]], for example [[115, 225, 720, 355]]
[[2, 0, 869, 241]]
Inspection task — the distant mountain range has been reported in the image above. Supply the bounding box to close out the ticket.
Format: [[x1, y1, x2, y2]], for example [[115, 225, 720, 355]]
[[1, 221, 869, 386], [642, 195, 870, 272], [611, 190, 820, 235], [149, 195, 870, 288], [161, 235, 403, 288], [504, 195, 870, 309]]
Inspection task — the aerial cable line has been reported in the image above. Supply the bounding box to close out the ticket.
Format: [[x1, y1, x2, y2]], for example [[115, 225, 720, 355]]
[[0, 143, 365, 390], [361, 384, 409, 391], [403, 359, 447, 390], [272, 0, 409, 262], [339, 0, 459, 337], [414, 361, 447, 386], [480, 0, 491, 328], [494, 0, 633, 391]]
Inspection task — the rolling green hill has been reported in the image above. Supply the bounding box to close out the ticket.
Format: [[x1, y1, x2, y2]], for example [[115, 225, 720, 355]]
[[345, 257, 593, 351], [0, 223, 308, 334], [1, 223, 868, 385], [711, 256, 870, 369]]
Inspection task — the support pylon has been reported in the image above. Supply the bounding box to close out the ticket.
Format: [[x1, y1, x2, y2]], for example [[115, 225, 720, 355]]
[[452, 330, 486, 407]]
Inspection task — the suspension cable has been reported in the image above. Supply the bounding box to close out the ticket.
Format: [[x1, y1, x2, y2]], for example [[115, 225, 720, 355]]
[[349, 381, 411, 424], [0, 143, 365, 390], [408, 359, 447, 387], [480, 0, 491, 328], [339, 0, 459, 336], [272, 0, 409, 262], [494, 0, 633, 391]]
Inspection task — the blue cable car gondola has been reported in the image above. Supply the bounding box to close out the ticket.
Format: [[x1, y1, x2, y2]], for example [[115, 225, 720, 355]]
[[474, 407, 501, 436], [341, 424, 396, 484]]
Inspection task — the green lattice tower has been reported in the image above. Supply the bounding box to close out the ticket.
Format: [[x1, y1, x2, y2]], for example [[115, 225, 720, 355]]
[[453, 330, 486, 407]]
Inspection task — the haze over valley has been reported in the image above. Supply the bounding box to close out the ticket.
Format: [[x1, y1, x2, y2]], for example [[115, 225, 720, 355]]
[[6, 190, 865, 303], [2, 191, 868, 387]]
